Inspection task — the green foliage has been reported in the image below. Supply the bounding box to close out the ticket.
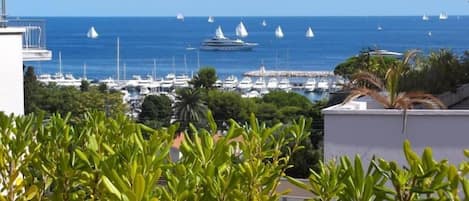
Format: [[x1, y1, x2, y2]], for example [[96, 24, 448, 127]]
[[401, 49, 469, 94], [24, 66, 42, 114], [0, 111, 308, 201], [289, 140, 469, 201], [139, 95, 172, 128], [23, 67, 127, 118], [80, 80, 90, 92], [190, 67, 218, 89], [334, 49, 399, 80], [174, 88, 208, 131]]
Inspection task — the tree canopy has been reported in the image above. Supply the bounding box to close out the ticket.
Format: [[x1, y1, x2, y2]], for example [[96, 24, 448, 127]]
[[190, 67, 218, 89]]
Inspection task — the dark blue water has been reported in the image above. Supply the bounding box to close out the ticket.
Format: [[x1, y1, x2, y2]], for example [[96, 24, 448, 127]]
[[27, 16, 469, 80]]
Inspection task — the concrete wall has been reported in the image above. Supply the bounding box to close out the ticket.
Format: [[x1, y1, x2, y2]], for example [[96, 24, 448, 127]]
[[0, 28, 25, 115], [323, 106, 469, 165]]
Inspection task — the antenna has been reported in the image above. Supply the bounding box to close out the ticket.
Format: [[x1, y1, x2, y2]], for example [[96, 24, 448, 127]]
[[1, 0, 6, 28]]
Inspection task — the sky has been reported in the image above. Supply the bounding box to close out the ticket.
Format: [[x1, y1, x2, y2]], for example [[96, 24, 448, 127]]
[[7, 0, 469, 17]]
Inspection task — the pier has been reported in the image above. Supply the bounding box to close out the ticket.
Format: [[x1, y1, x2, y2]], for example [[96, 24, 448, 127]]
[[243, 69, 335, 78]]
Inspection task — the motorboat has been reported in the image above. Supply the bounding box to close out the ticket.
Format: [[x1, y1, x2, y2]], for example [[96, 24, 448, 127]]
[[173, 74, 190, 88], [223, 75, 238, 89], [267, 78, 279, 89], [304, 78, 317, 92], [242, 90, 261, 98], [237, 77, 253, 90], [214, 80, 223, 88], [200, 26, 258, 51], [315, 79, 329, 92], [252, 77, 266, 90], [160, 73, 175, 89], [277, 78, 291, 91]]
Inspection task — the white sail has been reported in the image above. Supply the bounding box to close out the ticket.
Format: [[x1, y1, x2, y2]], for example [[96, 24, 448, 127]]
[[439, 12, 448, 20], [261, 20, 267, 27], [236, 21, 248, 38], [176, 13, 184, 21], [87, 26, 99, 39], [208, 16, 214, 23], [275, 26, 284, 38], [422, 14, 429, 21], [215, 26, 226, 39], [305, 27, 314, 38]]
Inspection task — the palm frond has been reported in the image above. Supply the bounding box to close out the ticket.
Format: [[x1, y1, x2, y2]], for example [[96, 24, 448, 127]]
[[351, 71, 384, 90], [342, 87, 391, 108]]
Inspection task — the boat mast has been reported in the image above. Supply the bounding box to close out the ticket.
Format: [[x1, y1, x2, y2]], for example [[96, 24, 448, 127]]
[[153, 59, 157, 80], [117, 37, 120, 81], [83, 62, 87, 80], [172, 56, 176, 74], [58, 51, 62, 75], [184, 54, 187, 75], [123, 63, 126, 80], [197, 51, 200, 70], [1, 0, 6, 28]]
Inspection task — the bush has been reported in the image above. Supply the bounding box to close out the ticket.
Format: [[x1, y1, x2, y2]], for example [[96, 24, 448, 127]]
[[288, 140, 469, 201], [0, 111, 309, 200]]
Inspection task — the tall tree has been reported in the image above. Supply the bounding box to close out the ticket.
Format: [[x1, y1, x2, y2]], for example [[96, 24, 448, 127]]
[[23, 66, 41, 114], [174, 88, 208, 131], [138, 95, 172, 128], [190, 67, 217, 89]]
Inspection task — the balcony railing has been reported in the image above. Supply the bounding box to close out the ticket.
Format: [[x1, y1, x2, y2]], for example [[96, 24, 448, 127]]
[[7, 19, 47, 50]]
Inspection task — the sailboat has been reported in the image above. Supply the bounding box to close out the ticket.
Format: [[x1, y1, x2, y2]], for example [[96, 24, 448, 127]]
[[176, 13, 184, 21], [305, 27, 314, 38], [87, 26, 99, 39], [275, 26, 284, 39], [439, 12, 448, 20], [428, 31, 432, 37], [261, 19, 267, 27], [236, 21, 249, 38], [215, 26, 226, 39], [422, 14, 429, 21], [208, 16, 214, 23]]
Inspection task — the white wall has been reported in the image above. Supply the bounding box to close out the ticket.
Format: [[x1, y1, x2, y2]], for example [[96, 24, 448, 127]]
[[0, 28, 25, 115], [323, 106, 469, 165]]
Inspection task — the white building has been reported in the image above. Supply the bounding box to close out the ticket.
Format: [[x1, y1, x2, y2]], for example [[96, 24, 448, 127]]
[[0, 8, 52, 115], [322, 99, 469, 166]]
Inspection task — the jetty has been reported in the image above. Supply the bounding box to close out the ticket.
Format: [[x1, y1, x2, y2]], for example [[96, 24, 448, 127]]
[[243, 69, 335, 78]]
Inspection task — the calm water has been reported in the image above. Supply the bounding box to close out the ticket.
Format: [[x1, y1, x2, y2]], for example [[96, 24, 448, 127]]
[[26, 16, 469, 80]]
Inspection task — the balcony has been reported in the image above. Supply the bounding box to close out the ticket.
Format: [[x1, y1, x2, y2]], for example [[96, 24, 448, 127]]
[[7, 19, 52, 61]]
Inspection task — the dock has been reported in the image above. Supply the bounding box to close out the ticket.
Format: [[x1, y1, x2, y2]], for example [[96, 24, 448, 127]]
[[243, 70, 335, 78]]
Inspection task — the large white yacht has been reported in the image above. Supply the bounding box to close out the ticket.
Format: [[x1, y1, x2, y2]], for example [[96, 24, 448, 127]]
[[252, 77, 267, 90], [200, 26, 258, 51], [237, 77, 253, 90], [304, 78, 317, 92], [223, 75, 238, 89], [277, 78, 291, 91], [267, 77, 279, 89]]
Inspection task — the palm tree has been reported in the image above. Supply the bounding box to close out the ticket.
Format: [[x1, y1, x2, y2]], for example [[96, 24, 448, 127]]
[[343, 50, 446, 109], [174, 88, 208, 131]]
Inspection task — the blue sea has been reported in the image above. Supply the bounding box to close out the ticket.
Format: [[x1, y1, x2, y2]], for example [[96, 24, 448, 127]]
[[26, 16, 469, 80]]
